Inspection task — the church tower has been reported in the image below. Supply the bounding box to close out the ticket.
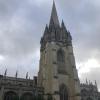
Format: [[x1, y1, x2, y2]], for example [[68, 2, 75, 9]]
[[38, 1, 81, 100]]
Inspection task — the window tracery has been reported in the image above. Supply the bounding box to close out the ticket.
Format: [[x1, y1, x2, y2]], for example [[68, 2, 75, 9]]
[[59, 84, 68, 100], [57, 49, 65, 63]]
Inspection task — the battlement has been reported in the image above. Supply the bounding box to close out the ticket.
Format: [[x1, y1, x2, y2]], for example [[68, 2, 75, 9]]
[[0, 75, 38, 87]]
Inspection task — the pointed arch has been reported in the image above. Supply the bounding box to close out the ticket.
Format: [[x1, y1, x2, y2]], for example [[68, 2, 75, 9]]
[[57, 49, 67, 74], [59, 84, 68, 100], [4, 91, 19, 100]]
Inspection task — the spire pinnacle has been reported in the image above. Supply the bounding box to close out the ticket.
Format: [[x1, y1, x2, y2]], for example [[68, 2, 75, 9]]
[[44, 24, 49, 34], [49, 1, 59, 26], [61, 20, 65, 28], [86, 78, 88, 84], [4, 69, 7, 76], [15, 71, 18, 78], [95, 80, 97, 86], [26, 72, 28, 79]]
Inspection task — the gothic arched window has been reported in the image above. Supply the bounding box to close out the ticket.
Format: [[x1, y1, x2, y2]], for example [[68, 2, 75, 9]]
[[57, 49, 67, 74], [87, 97, 93, 100], [57, 49, 65, 63], [4, 91, 18, 100], [59, 84, 68, 100]]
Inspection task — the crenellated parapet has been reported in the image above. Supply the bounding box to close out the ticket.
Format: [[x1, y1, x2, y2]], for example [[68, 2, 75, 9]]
[[0, 75, 44, 100]]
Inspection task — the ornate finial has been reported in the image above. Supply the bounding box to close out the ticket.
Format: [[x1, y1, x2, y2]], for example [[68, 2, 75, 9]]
[[44, 24, 49, 34], [15, 71, 18, 78], [95, 80, 97, 84], [26, 72, 28, 79], [86, 78, 88, 84], [89, 80, 91, 85], [4, 69, 7, 76], [61, 20, 66, 29], [95, 80, 97, 87], [61, 20, 64, 26]]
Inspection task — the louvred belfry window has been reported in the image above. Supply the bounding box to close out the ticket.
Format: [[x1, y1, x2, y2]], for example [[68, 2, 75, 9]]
[[57, 49, 65, 63]]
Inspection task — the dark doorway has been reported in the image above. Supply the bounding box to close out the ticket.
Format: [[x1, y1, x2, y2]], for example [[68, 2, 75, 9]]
[[60, 84, 68, 100], [20, 93, 34, 100]]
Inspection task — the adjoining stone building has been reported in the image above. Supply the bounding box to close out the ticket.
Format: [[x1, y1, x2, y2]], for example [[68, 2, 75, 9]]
[[80, 81, 100, 100], [0, 1, 99, 100], [0, 75, 44, 100], [0, 75, 100, 100]]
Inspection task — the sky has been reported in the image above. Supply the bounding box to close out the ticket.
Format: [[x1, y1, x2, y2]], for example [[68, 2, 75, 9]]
[[0, 0, 100, 89]]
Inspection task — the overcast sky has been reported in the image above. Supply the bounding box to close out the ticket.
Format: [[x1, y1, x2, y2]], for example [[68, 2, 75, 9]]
[[0, 0, 100, 90]]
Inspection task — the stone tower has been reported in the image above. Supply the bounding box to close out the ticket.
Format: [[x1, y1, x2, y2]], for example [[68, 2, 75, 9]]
[[38, 1, 81, 100]]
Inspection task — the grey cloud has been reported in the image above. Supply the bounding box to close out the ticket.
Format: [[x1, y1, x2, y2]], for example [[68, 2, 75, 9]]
[[0, 0, 50, 77], [0, 0, 23, 21]]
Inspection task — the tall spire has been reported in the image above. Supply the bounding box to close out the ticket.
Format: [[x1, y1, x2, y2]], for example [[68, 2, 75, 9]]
[[49, 1, 60, 26], [40, 0, 72, 51]]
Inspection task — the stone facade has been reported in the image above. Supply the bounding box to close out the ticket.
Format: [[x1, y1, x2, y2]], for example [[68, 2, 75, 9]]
[[80, 81, 100, 100], [0, 75, 100, 100]]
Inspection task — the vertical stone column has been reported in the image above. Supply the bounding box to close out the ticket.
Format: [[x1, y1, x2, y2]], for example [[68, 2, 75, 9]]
[[0, 87, 4, 100]]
